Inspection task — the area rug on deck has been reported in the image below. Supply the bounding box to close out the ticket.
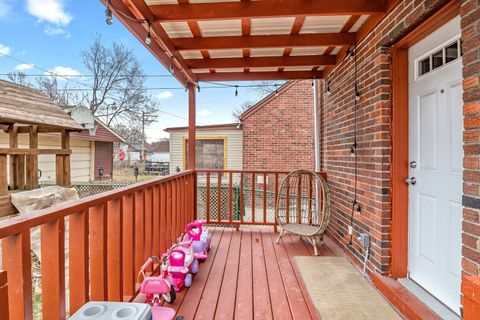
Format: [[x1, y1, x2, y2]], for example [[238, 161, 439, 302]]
[[294, 256, 402, 320]]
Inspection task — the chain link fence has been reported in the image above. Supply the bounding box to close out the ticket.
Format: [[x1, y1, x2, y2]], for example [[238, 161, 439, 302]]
[[39, 181, 131, 198]]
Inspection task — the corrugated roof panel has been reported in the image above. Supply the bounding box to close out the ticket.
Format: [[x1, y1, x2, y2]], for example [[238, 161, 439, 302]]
[[192, 69, 210, 73], [290, 47, 327, 56], [300, 16, 350, 34], [249, 67, 279, 72], [283, 66, 315, 71], [180, 51, 203, 59], [161, 22, 193, 38], [208, 49, 243, 58], [330, 46, 342, 55], [145, 0, 178, 4], [198, 19, 242, 37], [250, 48, 285, 57], [349, 15, 370, 32], [250, 17, 295, 35], [215, 68, 244, 73]]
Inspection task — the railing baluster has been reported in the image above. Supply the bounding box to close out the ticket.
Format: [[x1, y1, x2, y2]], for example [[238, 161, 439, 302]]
[[263, 173, 267, 224], [240, 172, 244, 225], [229, 172, 233, 224], [41, 218, 66, 320], [296, 175, 302, 224], [218, 172, 221, 223], [122, 193, 135, 299], [0, 270, 8, 319], [252, 172, 255, 224], [274, 173, 279, 232], [69, 210, 89, 313], [134, 190, 145, 279], [144, 188, 153, 269], [107, 198, 123, 301], [153, 185, 160, 257], [286, 177, 290, 225], [89, 204, 107, 301], [159, 184, 167, 255], [172, 179, 177, 240], [166, 182, 172, 247], [206, 172, 211, 223], [1, 232, 33, 320]]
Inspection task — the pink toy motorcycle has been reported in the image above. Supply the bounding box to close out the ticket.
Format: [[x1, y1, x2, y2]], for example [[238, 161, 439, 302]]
[[137, 256, 177, 320], [167, 240, 199, 292], [184, 220, 212, 261]]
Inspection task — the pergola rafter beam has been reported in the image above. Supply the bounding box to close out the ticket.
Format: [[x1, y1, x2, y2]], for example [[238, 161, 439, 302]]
[[172, 32, 356, 51], [196, 71, 324, 81], [187, 55, 337, 69], [151, 0, 387, 22]]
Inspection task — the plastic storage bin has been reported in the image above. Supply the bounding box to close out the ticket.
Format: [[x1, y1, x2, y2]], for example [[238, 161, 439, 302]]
[[70, 301, 152, 320]]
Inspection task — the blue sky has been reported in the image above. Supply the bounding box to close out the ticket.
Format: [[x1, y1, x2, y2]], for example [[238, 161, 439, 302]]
[[0, 0, 276, 141]]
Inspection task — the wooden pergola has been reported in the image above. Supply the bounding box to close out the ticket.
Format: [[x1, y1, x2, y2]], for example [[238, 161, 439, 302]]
[[104, 0, 399, 170], [0, 80, 84, 216]]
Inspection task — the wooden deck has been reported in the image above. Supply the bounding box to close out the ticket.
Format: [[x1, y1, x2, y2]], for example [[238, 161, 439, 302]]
[[146, 227, 335, 320]]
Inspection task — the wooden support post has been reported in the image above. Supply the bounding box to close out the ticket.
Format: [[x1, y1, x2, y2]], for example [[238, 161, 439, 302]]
[[27, 126, 38, 189], [56, 130, 71, 187], [188, 83, 196, 170], [0, 154, 7, 196], [8, 126, 18, 190], [0, 270, 8, 320]]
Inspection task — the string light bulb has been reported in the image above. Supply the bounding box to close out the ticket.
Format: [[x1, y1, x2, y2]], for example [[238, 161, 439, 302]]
[[326, 80, 331, 95], [145, 21, 152, 45], [311, 76, 316, 87], [235, 85, 238, 97], [275, 85, 279, 97], [105, 1, 113, 25], [197, 81, 200, 93], [355, 83, 360, 101], [169, 57, 174, 73], [350, 143, 357, 157]]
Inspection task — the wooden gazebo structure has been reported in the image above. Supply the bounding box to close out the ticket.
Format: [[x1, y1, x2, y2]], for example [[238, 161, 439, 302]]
[[0, 80, 84, 216]]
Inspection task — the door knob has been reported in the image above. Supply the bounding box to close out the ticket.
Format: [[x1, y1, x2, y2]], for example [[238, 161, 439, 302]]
[[409, 161, 417, 168], [405, 177, 416, 185]]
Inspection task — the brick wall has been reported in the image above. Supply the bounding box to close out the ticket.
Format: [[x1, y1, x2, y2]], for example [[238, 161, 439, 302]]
[[242, 80, 315, 172], [461, 0, 480, 277], [321, 0, 460, 275]]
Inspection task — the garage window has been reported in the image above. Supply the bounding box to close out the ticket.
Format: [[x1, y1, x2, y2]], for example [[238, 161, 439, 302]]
[[184, 138, 226, 170]]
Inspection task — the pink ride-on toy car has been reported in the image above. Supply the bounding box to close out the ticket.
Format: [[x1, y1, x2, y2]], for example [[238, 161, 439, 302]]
[[185, 220, 212, 261], [167, 241, 199, 292], [137, 256, 178, 320]]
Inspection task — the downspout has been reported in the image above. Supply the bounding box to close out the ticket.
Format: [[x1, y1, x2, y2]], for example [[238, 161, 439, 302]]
[[313, 79, 320, 171]]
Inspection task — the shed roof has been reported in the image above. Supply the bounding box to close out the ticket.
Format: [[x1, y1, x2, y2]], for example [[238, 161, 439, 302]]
[[0, 80, 84, 132]]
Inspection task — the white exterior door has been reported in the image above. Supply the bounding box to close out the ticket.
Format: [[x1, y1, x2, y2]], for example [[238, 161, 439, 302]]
[[408, 17, 463, 314]]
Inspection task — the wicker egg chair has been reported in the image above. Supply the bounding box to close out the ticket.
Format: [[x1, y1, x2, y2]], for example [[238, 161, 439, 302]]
[[275, 169, 330, 255]]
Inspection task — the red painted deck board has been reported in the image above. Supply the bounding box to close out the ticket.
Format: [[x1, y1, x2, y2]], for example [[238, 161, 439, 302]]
[[134, 228, 323, 320]]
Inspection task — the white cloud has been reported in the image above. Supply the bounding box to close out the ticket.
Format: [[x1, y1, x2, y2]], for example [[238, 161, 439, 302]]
[[198, 108, 212, 117], [45, 66, 81, 79], [0, 43, 11, 55], [26, 0, 72, 26], [44, 26, 70, 37], [156, 91, 173, 100], [15, 63, 34, 71], [0, 1, 11, 18]]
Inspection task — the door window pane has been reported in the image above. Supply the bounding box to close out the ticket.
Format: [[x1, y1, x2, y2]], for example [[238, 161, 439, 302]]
[[445, 41, 459, 63], [419, 57, 430, 76], [432, 50, 443, 70], [185, 139, 225, 169]]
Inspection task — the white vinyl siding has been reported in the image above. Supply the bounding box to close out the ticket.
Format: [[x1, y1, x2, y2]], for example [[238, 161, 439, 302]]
[[169, 129, 243, 173], [0, 132, 93, 182]]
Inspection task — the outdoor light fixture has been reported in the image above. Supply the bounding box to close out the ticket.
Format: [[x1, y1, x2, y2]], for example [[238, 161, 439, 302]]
[[235, 86, 238, 97], [105, 1, 113, 25], [145, 20, 152, 45], [326, 80, 331, 95]]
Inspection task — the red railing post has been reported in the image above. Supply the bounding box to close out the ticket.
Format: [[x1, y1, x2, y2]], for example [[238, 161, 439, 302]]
[[69, 210, 89, 313], [0, 270, 8, 320], [107, 198, 123, 301], [122, 193, 135, 299], [89, 205, 107, 301]]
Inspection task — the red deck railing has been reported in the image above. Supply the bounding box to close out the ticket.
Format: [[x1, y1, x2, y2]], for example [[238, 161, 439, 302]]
[[0, 171, 195, 320], [0, 169, 326, 320]]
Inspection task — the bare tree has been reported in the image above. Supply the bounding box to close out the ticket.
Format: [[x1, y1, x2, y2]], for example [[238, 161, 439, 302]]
[[36, 76, 85, 108], [7, 71, 30, 86], [232, 100, 255, 122]]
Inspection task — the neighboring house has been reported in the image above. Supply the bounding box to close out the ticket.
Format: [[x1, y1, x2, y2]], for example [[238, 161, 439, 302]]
[[125, 142, 153, 161], [165, 123, 242, 173], [150, 139, 170, 163], [240, 80, 315, 172]]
